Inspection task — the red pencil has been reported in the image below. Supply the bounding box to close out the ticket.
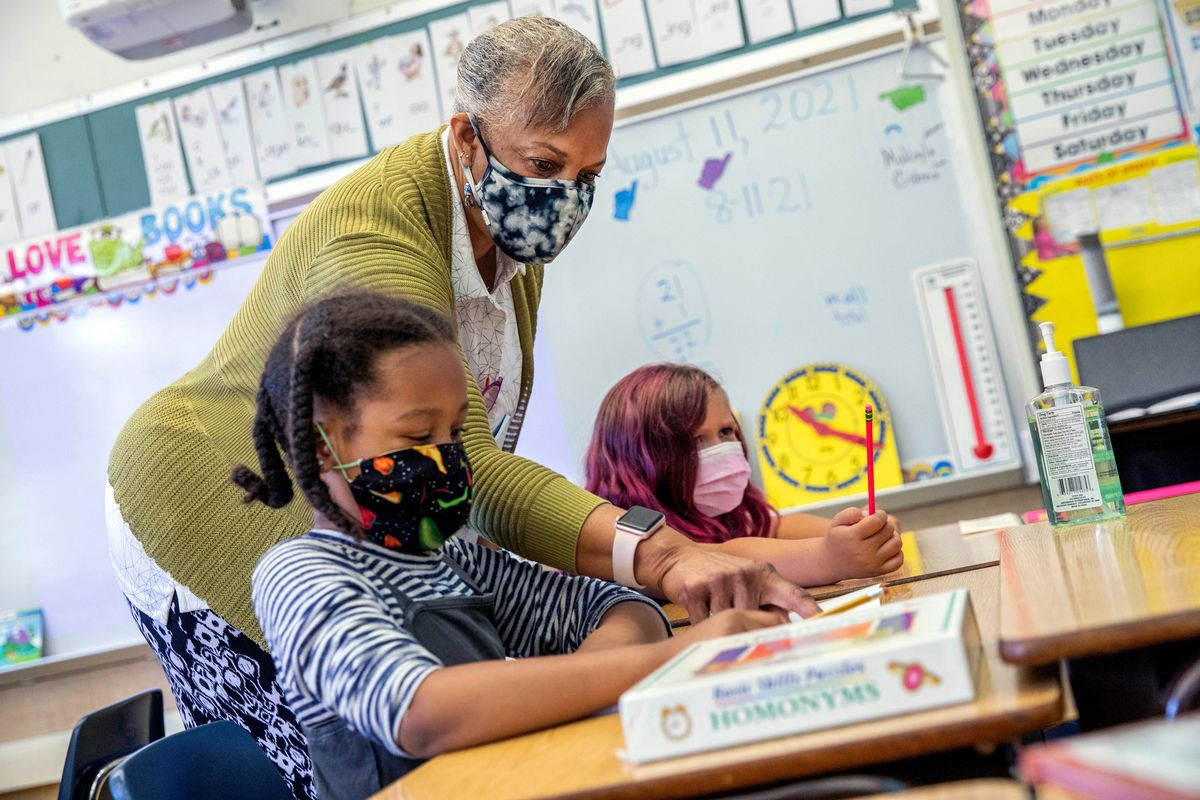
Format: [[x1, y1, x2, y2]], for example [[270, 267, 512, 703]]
[[865, 405, 876, 515]]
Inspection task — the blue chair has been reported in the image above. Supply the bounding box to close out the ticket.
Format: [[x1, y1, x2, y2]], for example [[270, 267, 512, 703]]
[[58, 689, 164, 800], [108, 721, 292, 800]]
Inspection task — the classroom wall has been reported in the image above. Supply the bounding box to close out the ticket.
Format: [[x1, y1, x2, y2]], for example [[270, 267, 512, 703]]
[[0, 0, 396, 118]]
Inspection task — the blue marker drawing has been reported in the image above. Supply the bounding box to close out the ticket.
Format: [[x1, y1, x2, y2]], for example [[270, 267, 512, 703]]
[[884, 124, 903, 136], [697, 152, 732, 190], [614, 180, 638, 221]]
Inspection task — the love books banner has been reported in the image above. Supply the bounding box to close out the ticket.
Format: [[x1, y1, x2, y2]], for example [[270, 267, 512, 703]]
[[0, 185, 272, 331]]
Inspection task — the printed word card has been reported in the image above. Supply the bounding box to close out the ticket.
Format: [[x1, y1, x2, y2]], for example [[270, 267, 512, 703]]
[[209, 78, 260, 183], [135, 100, 191, 206], [599, 0, 657, 77], [242, 67, 296, 180], [315, 52, 370, 161], [278, 59, 333, 169]]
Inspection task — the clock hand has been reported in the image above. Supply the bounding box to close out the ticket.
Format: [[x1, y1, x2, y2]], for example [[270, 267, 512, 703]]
[[787, 404, 869, 447]]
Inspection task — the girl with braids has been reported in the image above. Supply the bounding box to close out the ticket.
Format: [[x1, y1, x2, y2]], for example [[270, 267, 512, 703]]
[[106, 18, 813, 796], [585, 365, 904, 585], [241, 292, 780, 800]]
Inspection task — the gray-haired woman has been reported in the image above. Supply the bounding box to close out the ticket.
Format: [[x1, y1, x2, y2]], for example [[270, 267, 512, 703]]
[[106, 17, 815, 797]]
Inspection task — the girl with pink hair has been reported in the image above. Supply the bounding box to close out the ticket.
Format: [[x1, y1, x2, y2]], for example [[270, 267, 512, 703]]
[[585, 364, 902, 586]]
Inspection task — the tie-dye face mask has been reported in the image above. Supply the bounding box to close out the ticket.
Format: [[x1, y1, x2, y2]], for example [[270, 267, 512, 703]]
[[461, 114, 595, 264], [318, 426, 473, 553]]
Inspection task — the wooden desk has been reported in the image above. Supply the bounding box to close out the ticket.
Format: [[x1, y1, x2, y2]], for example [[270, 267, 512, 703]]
[[809, 522, 1000, 600], [998, 494, 1200, 666], [859, 779, 1029, 800], [384, 567, 1061, 800]]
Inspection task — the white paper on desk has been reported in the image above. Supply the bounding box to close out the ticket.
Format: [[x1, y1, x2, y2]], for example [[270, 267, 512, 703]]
[[959, 512, 1022, 536], [391, 30, 442, 141], [279, 59, 333, 169], [555, 0, 603, 48], [646, 0, 703, 67], [315, 52, 369, 162], [242, 67, 295, 181], [209, 78, 260, 183], [135, 101, 190, 207], [509, 0, 554, 18], [844, 0, 893, 16], [468, 1, 511, 38], [791, 0, 841, 30], [694, 0, 745, 56], [598, 0, 656, 78], [1043, 187, 1097, 241], [428, 14, 471, 119], [1093, 179, 1154, 231], [1149, 160, 1200, 226], [173, 89, 232, 193], [743, 0, 795, 44], [0, 147, 22, 242]]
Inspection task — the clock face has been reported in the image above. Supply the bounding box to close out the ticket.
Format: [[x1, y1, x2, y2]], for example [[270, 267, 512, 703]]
[[757, 363, 902, 506]]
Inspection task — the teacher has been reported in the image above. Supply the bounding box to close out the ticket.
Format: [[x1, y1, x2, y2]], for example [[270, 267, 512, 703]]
[[106, 17, 816, 799]]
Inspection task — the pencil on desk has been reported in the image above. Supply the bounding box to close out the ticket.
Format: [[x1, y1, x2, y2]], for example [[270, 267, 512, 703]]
[[808, 584, 884, 620]]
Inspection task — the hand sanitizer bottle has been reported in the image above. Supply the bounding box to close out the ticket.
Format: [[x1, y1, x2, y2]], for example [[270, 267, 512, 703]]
[[1026, 321, 1126, 527]]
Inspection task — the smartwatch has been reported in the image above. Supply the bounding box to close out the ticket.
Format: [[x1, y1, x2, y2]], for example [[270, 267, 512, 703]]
[[612, 506, 666, 589]]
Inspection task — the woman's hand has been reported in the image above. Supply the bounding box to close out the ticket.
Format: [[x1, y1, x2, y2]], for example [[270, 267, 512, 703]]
[[821, 507, 903, 579], [640, 532, 822, 622]]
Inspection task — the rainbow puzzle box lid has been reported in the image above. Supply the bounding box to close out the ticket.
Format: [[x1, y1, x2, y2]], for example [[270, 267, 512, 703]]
[[619, 588, 981, 764]]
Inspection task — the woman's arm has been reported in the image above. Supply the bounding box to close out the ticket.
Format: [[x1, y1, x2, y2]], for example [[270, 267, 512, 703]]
[[398, 609, 778, 758]]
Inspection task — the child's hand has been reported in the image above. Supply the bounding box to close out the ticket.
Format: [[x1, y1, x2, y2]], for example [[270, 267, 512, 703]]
[[676, 608, 781, 642], [822, 507, 903, 579]]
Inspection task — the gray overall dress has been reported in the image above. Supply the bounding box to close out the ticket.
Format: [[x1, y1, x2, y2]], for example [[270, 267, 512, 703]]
[[300, 556, 506, 800]]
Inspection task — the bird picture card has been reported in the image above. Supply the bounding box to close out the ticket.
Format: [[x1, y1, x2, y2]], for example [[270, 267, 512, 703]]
[[172, 89, 232, 193], [646, 0, 705, 67], [314, 52, 369, 161], [353, 38, 405, 151], [791, 0, 841, 30], [242, 67, 295, 181], [468, 1, 511, 38], [693, 0, 745, 57], [598, 0, 657, 78], [844, 0, 893, 16], [135, 100, 191, 207], [208, 78, 260, 183], [0, 147, 25, 243], [742, 0, 796, 44], [278, 58, 333, 169], [508, 0, 554, 18], [1, 135, 57, 238], [554, 0, 603, 48], [390, 30, 442, 142], [427, 14, 471, 119]]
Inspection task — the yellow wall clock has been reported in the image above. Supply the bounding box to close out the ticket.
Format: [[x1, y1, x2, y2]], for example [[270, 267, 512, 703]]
[[756, 363, 904, 508]]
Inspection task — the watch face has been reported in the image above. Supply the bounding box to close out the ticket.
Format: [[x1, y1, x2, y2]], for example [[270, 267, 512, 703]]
[[619, 506, 665, 533]]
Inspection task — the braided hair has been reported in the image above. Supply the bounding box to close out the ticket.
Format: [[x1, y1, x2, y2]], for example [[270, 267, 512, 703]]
[[231, 290, 456, 534]]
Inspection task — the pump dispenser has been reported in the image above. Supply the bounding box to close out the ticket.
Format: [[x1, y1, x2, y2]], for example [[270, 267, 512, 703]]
[[1026, 322, 1125, 526]]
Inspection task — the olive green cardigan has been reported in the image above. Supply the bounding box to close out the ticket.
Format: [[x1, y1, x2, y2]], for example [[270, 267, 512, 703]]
[[108, 129, 604, 645]]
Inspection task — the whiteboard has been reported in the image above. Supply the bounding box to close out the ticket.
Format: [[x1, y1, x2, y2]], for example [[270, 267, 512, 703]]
[[527, 47, 1022, 491], [0, 261, 266, 657]]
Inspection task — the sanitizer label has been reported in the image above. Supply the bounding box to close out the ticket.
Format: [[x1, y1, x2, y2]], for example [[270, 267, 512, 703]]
[[1035, 404, 1103, 513]]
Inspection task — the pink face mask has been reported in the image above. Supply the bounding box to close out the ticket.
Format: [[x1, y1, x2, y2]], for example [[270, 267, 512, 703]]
[[693, 441, 751, 518]]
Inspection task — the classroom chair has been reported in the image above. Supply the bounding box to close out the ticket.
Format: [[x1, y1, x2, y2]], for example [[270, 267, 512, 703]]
[[58, 689, 165, 800], [107, 720, 292, 800]]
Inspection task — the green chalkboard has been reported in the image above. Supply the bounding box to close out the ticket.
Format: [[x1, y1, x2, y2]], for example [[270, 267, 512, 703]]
[[5, 0, 917, 226]]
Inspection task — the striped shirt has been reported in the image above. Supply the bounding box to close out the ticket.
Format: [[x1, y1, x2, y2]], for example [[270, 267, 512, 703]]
[[252, 530, 668, 757]]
